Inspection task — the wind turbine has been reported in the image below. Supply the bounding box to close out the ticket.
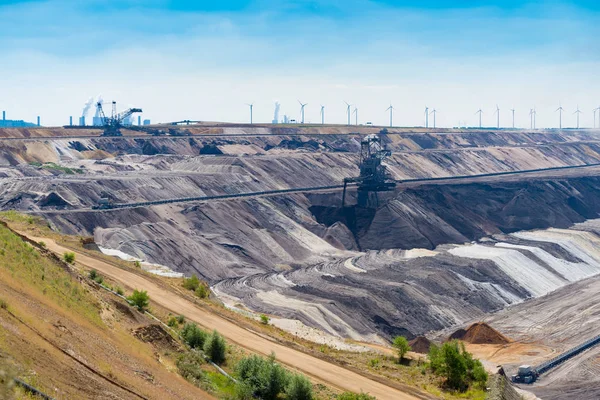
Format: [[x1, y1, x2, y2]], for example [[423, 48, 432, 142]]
[[574, 105, 582, 129], [298, 100, 307, 124], [532, 108, 537, 129], [344, 101, 352, 126], [320, 105, 325, 125], [353, 107, 358, 126], [246, 103, 254, 124], [386, 104, 394, 127], [430, 109, 437, 128], [529, 109, 534, 129], [425, 106, 429, 128], [556, 103, 565, 129], [475, 109, 483, 128], [510, 108, 515, 129], [493, 104, 500, 129]]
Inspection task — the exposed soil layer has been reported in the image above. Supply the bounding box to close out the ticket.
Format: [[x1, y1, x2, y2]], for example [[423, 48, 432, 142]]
[[408, 337, 432, 354], [450, 322, 511, 345]]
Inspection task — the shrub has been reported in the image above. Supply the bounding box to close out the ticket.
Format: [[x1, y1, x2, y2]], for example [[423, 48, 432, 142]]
[[94, 275, 104, 285], [127, 289, 150, 311], [88, 269, 98, 280], [133, 260, 141, 268], [181, 323, 208, 349], [177, 314, 185, 324], [195, 285, 209, 299], [176, 351, 207, 386], [183, 275, 200, 291], [337, 392, 376, 400], [0, 299, 7, 310], [368, 358, 379, 368], [168, 316, 178, 327], [38, 241, 46, 248], [286, 373, 313, 400], [428, 340, 488, 392], [392, 336, 411, 361], [63, 252, 75, 264], [115, 286, 124, 296], [235, 353, 289, 400], [260, 314, 269, 325], [203, 330, 227, 365]]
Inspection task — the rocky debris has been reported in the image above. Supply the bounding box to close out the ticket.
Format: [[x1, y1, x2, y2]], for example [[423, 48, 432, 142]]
[[38, 192, 72, 208], [199, 143, 223, 155], [133, 324, 182, 352], [450, 322, 510, 345], [408, 336, 432, 354]]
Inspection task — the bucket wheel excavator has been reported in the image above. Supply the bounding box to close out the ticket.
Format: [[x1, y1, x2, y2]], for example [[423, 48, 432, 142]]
[[96, 101, 142, 137]]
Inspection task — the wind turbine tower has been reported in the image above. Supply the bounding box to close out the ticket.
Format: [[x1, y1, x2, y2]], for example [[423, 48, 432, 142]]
[[386, 104, 394, 127], [344, 101, 352, 126], [430, 109, 437, 128], [494, 104, 500, 129], [529, 109, 534, 129], [353, 107, 358, 126], [320, 105, 325, 125], [425, 106, 429, 128], [475, 109, 483, 128], [298, 100, 307, 124], [556, 103, 565, 129], [510, 108, 515, 128], [574, 105, 582, 129], [533, 108, 537, 129], [247, 104, 254, 124]]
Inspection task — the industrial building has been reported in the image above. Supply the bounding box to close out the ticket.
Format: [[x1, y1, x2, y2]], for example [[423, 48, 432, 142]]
[[0, 111, 38, 128]]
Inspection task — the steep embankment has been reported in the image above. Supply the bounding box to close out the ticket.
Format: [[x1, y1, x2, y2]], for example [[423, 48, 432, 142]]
[[0, 220, 212, 400]]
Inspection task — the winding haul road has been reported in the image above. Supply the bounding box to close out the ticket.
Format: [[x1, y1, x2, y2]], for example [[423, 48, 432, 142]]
[[20, 232, 427, 400]]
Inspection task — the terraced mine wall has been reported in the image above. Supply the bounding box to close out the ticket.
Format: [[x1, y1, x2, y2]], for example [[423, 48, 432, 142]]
[[3, 129, 600, 342], [34, 176, 600, 342]]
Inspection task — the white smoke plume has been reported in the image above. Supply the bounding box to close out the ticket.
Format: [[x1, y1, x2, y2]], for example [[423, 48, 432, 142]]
[[273, 101, 280, 123], [81, 97, 94, 118]]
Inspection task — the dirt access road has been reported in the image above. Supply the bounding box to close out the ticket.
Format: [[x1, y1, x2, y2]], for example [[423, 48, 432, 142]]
[[23, 233, 425, 400]]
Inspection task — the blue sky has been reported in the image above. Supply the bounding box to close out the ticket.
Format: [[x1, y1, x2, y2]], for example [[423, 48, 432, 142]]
[[0, 0, 598, 128]]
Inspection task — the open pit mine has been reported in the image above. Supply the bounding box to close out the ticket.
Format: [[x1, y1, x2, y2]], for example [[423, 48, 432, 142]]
[[3, 125, 600, 398]]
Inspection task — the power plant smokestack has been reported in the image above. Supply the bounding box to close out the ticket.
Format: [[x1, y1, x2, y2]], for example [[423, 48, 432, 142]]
[[70, 116, 73, 126]]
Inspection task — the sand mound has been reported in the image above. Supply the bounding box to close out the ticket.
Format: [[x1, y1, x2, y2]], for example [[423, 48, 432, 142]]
[[449, 322, 510, 345], [409, 336, 432, 354]]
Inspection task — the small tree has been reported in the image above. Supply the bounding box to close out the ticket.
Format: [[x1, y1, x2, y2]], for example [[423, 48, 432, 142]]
[[181, 323, 207, 349], [88, 269, 98, 280], [133, 260, 141, 268], [63, 252, 75, 264], [177, 314, 185, 324], [260, 314, 270, 325], [195, 285, 209, 299], [393, 336, 411, 362], [128, 289, 149, 311], [235, 353, 289, 400], [183, 275, 200, 291], [427, 340, 487, 392], [286, 373, 313, 400], [203, 330, 227, 365]]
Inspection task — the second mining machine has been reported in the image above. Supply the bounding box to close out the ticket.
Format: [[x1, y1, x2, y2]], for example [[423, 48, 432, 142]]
[[96, 101, 142, 137], [342, 134, 396, 207]]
